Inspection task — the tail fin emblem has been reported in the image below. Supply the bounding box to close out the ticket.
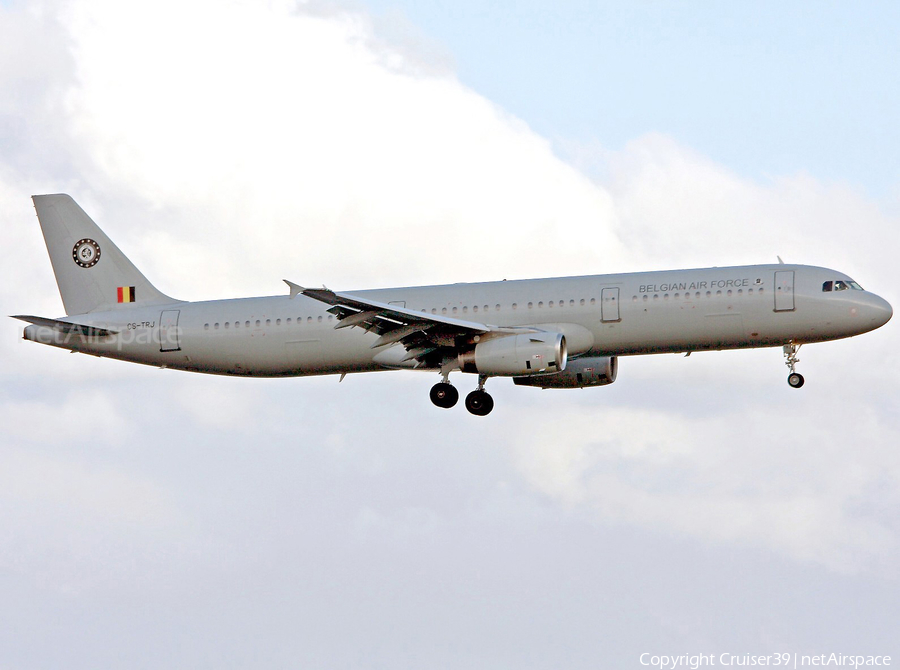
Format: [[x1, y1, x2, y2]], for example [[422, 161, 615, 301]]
[[72, 238, 101, 268]]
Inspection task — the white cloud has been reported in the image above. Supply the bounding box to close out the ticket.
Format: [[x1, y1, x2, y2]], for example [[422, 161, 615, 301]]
[[506, 398, 900, 574], [601, 133, 900, 279], [0, 388, 132, 446], [44, 0, 627, 300], [563, 128, 900, 269]]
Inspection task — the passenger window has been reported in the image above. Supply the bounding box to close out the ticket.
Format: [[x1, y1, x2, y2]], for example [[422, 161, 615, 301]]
[[276, 319, 281, 326], [266, 319, 271, 326], [255, 320, 261, 327]]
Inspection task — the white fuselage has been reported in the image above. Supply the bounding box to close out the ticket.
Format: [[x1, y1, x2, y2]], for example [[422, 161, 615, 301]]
[[24, 264, 893, 378]]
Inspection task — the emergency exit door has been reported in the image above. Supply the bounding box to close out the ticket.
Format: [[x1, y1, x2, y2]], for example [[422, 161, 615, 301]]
[[601, 287, 620, 322], [774, 271, 795, 312], [159, 309, 181, 352]]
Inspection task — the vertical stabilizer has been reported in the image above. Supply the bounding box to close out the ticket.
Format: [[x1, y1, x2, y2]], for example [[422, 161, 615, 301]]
[[32, 194, 177, 315]]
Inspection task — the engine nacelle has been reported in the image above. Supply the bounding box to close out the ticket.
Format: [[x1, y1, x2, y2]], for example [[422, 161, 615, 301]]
[[513, 356, 618, 389], [459, 333, 567, 376]]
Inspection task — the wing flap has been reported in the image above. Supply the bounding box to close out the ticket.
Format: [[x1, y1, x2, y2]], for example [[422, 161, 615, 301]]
[[303, 287, 492, 333], [292, 283, 541, 368]]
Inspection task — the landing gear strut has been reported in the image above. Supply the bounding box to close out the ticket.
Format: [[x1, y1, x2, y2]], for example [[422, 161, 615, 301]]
[[783, 342, 805, 388], [465, 375, 494, 416]]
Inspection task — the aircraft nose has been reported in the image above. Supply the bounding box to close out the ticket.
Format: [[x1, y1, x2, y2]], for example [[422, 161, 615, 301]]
[[866, 293, 893, 329]]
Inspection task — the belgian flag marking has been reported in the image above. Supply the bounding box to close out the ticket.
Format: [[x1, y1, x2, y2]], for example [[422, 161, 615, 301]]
[[117, 286, 136, 303]]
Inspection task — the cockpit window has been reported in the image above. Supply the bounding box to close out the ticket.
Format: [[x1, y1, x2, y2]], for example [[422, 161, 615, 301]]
[[823, 279, 864, 292]]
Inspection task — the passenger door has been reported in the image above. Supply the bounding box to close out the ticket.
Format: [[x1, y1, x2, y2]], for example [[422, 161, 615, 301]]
[[774, 271, 795, 312]]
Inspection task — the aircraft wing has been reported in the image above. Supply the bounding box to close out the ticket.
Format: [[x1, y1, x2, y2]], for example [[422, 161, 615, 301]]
[[287, 281, 533, 366]]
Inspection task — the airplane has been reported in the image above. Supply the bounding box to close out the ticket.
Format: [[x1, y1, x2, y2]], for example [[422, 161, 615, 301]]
[[14, 194, 893, 416]]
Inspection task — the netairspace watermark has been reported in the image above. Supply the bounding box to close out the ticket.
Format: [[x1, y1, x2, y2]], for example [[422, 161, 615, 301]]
[[639, 653, 891, 670]]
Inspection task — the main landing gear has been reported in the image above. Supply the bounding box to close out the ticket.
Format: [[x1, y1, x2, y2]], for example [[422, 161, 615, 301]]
[[430, 374, 494, 415], [783, 342, 805, 388], [465, 376, 494, 416], [430, 381, 459, 408]]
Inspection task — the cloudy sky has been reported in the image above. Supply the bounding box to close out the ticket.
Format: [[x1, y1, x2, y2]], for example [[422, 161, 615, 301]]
[[1, 0, 898, 667]]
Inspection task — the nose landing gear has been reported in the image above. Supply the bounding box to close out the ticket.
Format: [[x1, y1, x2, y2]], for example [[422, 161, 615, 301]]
[[783, 343, 805, 388]]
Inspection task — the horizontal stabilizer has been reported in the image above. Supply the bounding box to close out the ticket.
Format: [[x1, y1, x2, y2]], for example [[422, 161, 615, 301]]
[[11, 314, 118, 337]]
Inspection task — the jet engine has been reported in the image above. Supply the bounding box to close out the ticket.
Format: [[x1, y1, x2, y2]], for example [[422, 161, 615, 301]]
[[513, 356, 617, 389], [459, 333, 567, 376]]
